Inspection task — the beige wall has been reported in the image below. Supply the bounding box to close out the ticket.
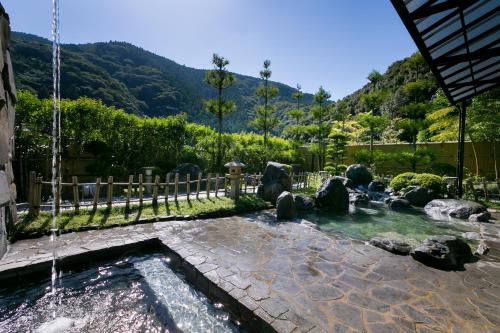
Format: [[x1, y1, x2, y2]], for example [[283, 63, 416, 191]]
[[301, 141, 499, 179]]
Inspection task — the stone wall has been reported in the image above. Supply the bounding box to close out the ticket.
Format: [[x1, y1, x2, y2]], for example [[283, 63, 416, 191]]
[[0, 4, 16, 258]]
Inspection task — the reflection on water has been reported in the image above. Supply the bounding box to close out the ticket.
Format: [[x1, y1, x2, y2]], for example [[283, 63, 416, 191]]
[[0, 254, 240, 333], [304, 204, 479, 246]]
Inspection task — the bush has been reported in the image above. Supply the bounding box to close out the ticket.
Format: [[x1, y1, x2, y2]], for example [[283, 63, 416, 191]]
[[412, 173, 443, 193], [430, 163, 456, 176], [324, 166, 335, 175], [390, 172, 443, 193], [390, 172, 417, 191], [336, 164, 348, 174]]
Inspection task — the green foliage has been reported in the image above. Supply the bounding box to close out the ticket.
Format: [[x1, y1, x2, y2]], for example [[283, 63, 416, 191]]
[[411, 173, 443, 193], [390, 172, 417, 191], [16, 90, 300, 178], [312, 86, 332, 169], [391, 148, 435, 172]]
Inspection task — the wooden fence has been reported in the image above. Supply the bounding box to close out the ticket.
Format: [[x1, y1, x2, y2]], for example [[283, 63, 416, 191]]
[[27, 171, 316, 216]]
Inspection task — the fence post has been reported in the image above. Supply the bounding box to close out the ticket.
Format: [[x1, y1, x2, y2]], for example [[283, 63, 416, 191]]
[[93, 177, 101, 211], [174, 173, 179, 202], [165, 173, 170, 204], [206, 173, 211, 198], [186, 174, 191, 200], [196, 173, 201, 199], [126, 175, 133, 210], [106, 176, 113, 208], [153, 175, 160, 205], [72, 176, 80, 211], [138, 174, 143, 206], [28, 171, 36, 215], [215, 173, 219, 197]]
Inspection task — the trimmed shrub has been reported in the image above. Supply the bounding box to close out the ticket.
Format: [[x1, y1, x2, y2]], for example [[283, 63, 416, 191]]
[[413, 173, 443, 193], [390, 172, 417, 191]]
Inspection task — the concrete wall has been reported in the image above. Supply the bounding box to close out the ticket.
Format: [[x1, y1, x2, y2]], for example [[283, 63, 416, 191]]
[[0, 4, 16, 258], [301, 141, 499, 179]]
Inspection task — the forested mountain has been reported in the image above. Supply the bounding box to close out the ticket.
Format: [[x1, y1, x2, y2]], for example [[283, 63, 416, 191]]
[[10, 31, 313, 132], [338, 53, 437, 116]]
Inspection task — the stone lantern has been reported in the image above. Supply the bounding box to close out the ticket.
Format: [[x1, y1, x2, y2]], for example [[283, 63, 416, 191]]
[[143, 167, 155, 194], [225, 160, 245, 200]]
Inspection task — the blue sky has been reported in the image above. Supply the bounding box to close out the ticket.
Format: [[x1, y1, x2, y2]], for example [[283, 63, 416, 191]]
[[2, 0, 417, 100]]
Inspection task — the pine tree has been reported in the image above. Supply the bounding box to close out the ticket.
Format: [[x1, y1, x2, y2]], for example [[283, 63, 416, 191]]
[[312, 86, 331, 170], [251, 60, 279, 149], [203, 54, 235, 170]]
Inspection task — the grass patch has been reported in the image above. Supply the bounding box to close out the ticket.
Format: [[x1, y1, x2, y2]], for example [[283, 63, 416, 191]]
[[292, 174, 321, 197], [15, 195, 268, 236], [477, 199, 500, 210]]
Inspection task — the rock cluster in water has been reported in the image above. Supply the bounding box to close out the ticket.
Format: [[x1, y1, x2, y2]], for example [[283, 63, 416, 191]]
[[411, 235, 473, 270], [424, 199, 488, 220]]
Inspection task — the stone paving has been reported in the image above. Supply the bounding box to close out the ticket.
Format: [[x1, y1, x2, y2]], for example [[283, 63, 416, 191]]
[[1, 211, 500, 333]]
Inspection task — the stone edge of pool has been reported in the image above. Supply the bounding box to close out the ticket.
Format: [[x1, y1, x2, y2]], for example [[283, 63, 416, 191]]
[[0, 237, 278, 333]]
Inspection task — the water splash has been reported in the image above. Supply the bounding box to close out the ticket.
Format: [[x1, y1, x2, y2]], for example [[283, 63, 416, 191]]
[[50, 0, 61, 320]]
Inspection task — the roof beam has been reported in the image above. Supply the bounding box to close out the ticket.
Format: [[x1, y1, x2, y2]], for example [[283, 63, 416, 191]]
[[435, 47, 500, 65], [448, 78, 499, 88], [410, 0, 478, 20]]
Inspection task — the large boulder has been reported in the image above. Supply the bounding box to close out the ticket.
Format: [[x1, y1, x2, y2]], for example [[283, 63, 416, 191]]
[[276, 191, 296, 220], [369, 237, 411, 255], [315, 178, 349, 212], [424, 199, 488, 220], [170, 163, 201, 179], [403, 186, 433, 207], [411, 235, 473, 270], [332, 176, 353, 189], [294, 194, 315, 211], [468, 212, 491, 222], [349, 191, 369, 205], [387, 197, 410, 210], [257, 162, 292, 204], [345, 164, 373, 187], [368, 181, 385, 192]]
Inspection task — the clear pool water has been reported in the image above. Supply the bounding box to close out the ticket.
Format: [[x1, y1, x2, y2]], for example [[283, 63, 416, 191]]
[[0, 254, 240, 333], [304, 204, 479, 247]]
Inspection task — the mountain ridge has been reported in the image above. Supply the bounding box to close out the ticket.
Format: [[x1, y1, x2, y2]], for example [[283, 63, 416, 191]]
[[10, 31, 314, 133]]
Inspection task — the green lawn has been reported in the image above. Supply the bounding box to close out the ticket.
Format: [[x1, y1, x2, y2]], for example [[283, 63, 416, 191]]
[[15, 195, 268, 236]]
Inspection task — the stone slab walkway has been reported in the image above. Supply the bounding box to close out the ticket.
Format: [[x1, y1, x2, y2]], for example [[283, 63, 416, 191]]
[[1, 212, 499, 333]]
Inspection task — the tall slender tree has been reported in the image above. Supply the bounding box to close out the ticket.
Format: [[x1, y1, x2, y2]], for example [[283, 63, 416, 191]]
[[284, 84, 305, 143], [203, 54, 236, 170], [312, 86, 331, 170], [251, 60, 279, 149]]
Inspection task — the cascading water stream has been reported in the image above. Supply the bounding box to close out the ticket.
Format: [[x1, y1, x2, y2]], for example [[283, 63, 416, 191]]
[[50, 0, 61, 320]]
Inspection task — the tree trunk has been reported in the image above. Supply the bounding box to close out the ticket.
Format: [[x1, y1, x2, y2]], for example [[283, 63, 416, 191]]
[[411, 135, 417, 172]]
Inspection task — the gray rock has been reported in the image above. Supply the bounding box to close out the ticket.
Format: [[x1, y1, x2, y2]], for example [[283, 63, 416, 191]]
[[294, 194, 315, 211], [369, 237, 411, 255], [315, 178, 349, 212], [276, 191, 296, 220], [368, 191, 387, 202], [345, 164, 373, 187], [349, 191, 369, 205], [332, 176, 353, 189], [474, 241, 489, 256], [387, 197, 410, 210], [403, 186, 433, 207], [257, 162, 292, 204], [411, 235, 473, 270], [468, 212, 491, 222], [462, 232, 481, 241], [424, 199, 487, 220], [368, 181, 385, 192]]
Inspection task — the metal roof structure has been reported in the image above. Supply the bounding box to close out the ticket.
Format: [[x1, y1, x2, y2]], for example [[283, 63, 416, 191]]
[[391, 0, 500, 104]]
